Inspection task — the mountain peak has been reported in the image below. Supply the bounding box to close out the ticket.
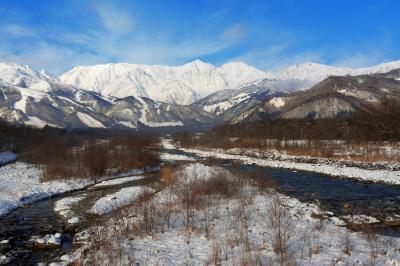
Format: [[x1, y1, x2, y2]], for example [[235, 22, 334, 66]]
[[0, 62, 56, 89], [273, 60, 400, 82], [183, 59, 214, 68]]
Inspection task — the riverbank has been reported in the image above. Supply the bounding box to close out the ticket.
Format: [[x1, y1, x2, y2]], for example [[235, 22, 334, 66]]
[[0, 161, 154, 217], [165, 139, 400, 185]]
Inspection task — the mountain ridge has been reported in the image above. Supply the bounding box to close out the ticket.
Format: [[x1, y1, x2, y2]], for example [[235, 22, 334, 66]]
[[1, 59, 400, 130], [59, 60, 269, 105]]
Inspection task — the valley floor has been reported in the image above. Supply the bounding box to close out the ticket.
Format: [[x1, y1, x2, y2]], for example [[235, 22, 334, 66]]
[[0, 141, 399, 265]]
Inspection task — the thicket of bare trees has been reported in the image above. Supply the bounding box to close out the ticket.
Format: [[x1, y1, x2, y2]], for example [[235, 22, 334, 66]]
[[40, 134, 159, 181], [0, 121, 160, 181]]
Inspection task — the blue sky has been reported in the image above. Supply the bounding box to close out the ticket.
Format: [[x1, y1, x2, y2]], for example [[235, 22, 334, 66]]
[[0, 0, 399, 74]]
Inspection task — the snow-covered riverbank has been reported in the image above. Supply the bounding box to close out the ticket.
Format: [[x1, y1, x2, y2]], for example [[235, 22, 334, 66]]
[[0, 162, 92, 217], [162, 138, 400, 185], [0, 161, 150, 217]]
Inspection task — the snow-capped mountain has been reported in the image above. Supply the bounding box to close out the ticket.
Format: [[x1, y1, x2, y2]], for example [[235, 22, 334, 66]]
[[0, 63, 212, 129], [2, 59, 400, 129], [0, 63, 58, 93], [60, 60, 269, 105], [60, 59, 400, 107], [270, 60, 400, 82]]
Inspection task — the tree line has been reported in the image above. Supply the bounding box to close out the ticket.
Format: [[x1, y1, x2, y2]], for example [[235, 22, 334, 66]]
[[173, 97, 400, 148]]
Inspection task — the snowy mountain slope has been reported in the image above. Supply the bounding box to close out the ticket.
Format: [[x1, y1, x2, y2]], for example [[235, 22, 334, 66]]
[[0, 63, 213, 129], [60, 60, 269, 105], [233, 70, 400, 123], [0, 63, 57, 93], [270, 60, 400, 82], [192, 78, 313, 121], [217, 62, 271, 88]]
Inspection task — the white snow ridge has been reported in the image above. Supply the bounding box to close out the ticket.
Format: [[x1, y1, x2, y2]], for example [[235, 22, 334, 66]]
[[60, 60, 269, 105]]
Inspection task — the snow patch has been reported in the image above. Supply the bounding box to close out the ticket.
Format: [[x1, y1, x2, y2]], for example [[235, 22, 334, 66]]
[[90, 186, 155, 215], [68, 217, 80, 224], [92, 176, 145, 188], [24, 116, 49, 128], [77, 112, 105, 128], [117, 121, 136, 128], [161, 138, 176, 150], [269, 97, 285, 108], [160, 153, 195, 161], [203, 92, 251, 115], [54, 196, 85, 220]]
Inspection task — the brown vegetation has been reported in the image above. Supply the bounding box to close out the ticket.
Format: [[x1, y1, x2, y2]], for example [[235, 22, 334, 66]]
[[0, 121, 160, 181]]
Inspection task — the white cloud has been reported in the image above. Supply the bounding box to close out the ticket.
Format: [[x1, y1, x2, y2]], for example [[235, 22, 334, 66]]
[[4, 24, 36, 38], [0, 42, 106, 74], [222, 24, 246, 42], [231, 42, 323, 71], [95, 4, 135, 35], [331, 52, 388, 68]]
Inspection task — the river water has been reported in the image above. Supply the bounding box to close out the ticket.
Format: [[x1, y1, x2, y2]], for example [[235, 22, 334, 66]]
[[0, 147, 399, 265]]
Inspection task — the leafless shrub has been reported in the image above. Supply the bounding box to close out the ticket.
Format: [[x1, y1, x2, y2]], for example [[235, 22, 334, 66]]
[[134, 190, 158, 236], [362, 225, 389, 264], [265, 193, 294, 265], [206, 241, 222, 265], [201, 172, 241, 198], [76, 225, 120, 266], [158, 192, 177, 232], [202, 201, 212, 239], [251, 171, 274, 195], [311, 211, 324, 231], [340, 231, 353, 256]]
